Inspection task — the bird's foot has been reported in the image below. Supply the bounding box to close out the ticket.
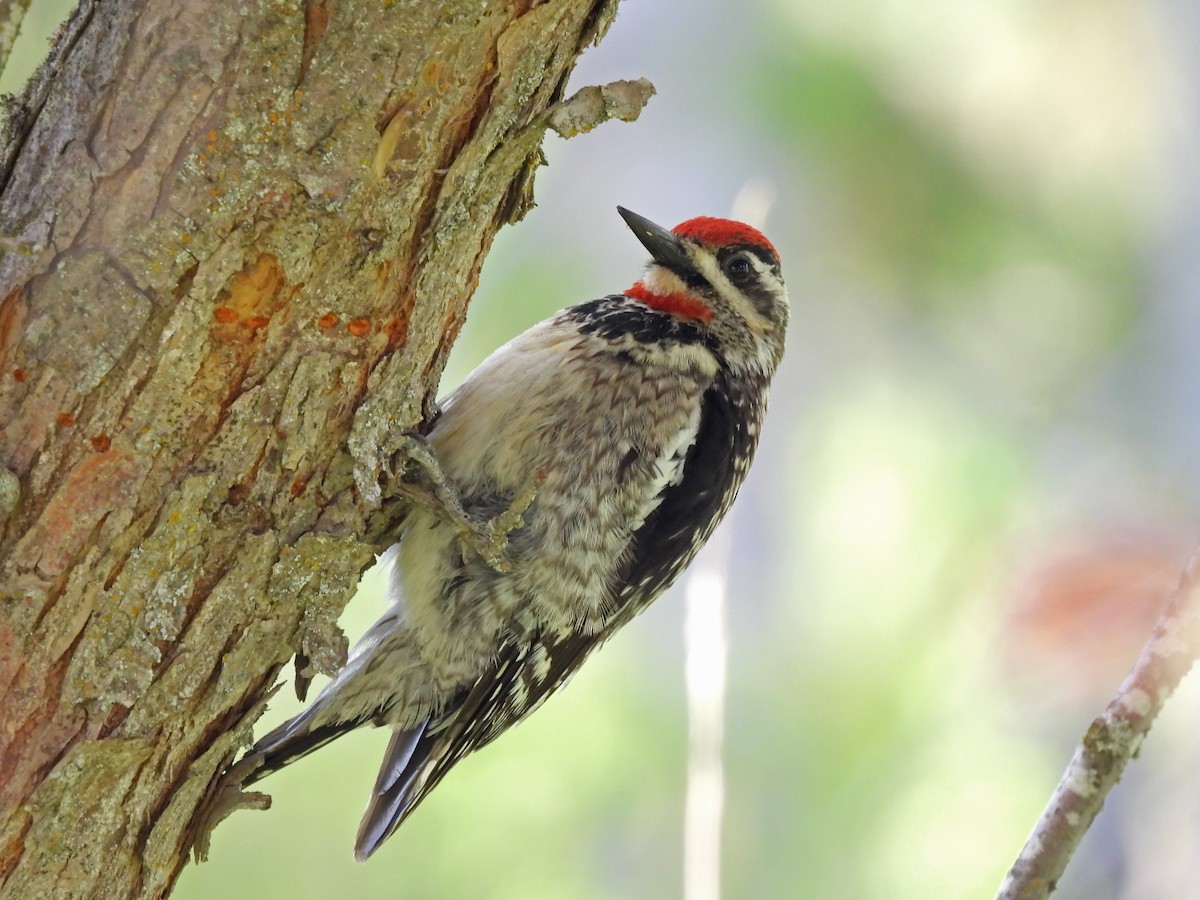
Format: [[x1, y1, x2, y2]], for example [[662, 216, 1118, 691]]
[[385, 434, 543, 573]]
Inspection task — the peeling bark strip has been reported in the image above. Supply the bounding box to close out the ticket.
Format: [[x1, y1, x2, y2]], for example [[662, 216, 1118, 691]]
[[997, 549, 1200, 900], [0, 1, 649, 897]]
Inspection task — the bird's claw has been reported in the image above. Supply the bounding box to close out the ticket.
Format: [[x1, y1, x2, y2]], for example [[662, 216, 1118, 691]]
[[384, 434, 544, 574], [461, 471, 545, 573]]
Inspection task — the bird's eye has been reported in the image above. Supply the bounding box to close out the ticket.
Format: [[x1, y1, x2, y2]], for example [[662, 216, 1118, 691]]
[[724, 254, 753, 283]]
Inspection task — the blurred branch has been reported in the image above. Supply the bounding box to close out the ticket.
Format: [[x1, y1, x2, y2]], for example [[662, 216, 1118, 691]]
[[997, 547, 1200, 899], [0, 0, 34, 79]]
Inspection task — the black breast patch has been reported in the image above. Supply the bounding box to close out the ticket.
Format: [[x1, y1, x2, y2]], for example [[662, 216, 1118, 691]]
[[616, 367, 762, 606]]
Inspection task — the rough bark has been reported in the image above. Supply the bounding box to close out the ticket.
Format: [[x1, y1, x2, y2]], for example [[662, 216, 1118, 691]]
[[0, 1, 648, 896]]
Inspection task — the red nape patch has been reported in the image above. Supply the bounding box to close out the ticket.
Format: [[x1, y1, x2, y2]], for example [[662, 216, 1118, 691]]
[[625, 281, 713, 322], [673, 217, 777, 256]]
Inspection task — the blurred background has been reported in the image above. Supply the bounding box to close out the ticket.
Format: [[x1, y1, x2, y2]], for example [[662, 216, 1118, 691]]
[[7, 1, 1200, 897]]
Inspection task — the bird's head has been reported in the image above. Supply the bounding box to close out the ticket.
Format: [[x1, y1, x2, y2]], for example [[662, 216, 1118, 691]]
[[618, 206, 789, 375]]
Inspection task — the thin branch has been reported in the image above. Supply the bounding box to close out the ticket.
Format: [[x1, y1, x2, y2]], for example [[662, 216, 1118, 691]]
[[997, 547, 1200, 899]]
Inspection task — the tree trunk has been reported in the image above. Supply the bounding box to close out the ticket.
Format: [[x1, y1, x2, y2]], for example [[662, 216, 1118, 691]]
[[0, 1, 647, 896]]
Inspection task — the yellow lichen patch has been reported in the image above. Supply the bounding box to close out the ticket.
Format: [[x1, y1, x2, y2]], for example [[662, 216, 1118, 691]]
[[226, 253, 285, 319], [383, 315, 408, 349]]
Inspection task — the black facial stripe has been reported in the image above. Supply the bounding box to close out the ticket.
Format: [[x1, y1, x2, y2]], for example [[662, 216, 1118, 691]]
[[712, 245, 783, 316], [742, 280, 780, 314], [718, 244, 781, 278]]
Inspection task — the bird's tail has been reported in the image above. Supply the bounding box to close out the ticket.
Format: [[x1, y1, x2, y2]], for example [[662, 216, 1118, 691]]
[[234, 702, 372, 787], [232, 695, 437, 860], [232, 607, 417, 787], [354, 720, 435, 860], [224, 611, 445, 857]]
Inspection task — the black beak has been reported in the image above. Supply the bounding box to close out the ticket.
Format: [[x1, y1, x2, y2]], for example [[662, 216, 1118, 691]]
[[617, 207, 694, 275]]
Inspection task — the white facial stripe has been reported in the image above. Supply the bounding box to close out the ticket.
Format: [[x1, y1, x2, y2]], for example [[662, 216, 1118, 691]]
[[640, 265, 690, 296]]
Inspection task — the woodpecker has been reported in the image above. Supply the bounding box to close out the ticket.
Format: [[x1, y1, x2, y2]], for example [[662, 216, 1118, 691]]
[[232, 207, 788, 859]]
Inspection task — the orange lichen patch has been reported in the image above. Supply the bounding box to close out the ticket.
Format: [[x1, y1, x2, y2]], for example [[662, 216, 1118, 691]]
[[12, 368, 26, 382], [348, 318, 371, 337], [441, 301, 468, 347], [14, 444, 144, 578], [207, 130, 219, 144], [0, 624, 23, 726], [383, 316, 409, 349], [56, 413, 76, 428], [0, 667, 91, 824], [211, 254, 297, 340], [90, 435, 111, 452], [317, 312, 339, 329]]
